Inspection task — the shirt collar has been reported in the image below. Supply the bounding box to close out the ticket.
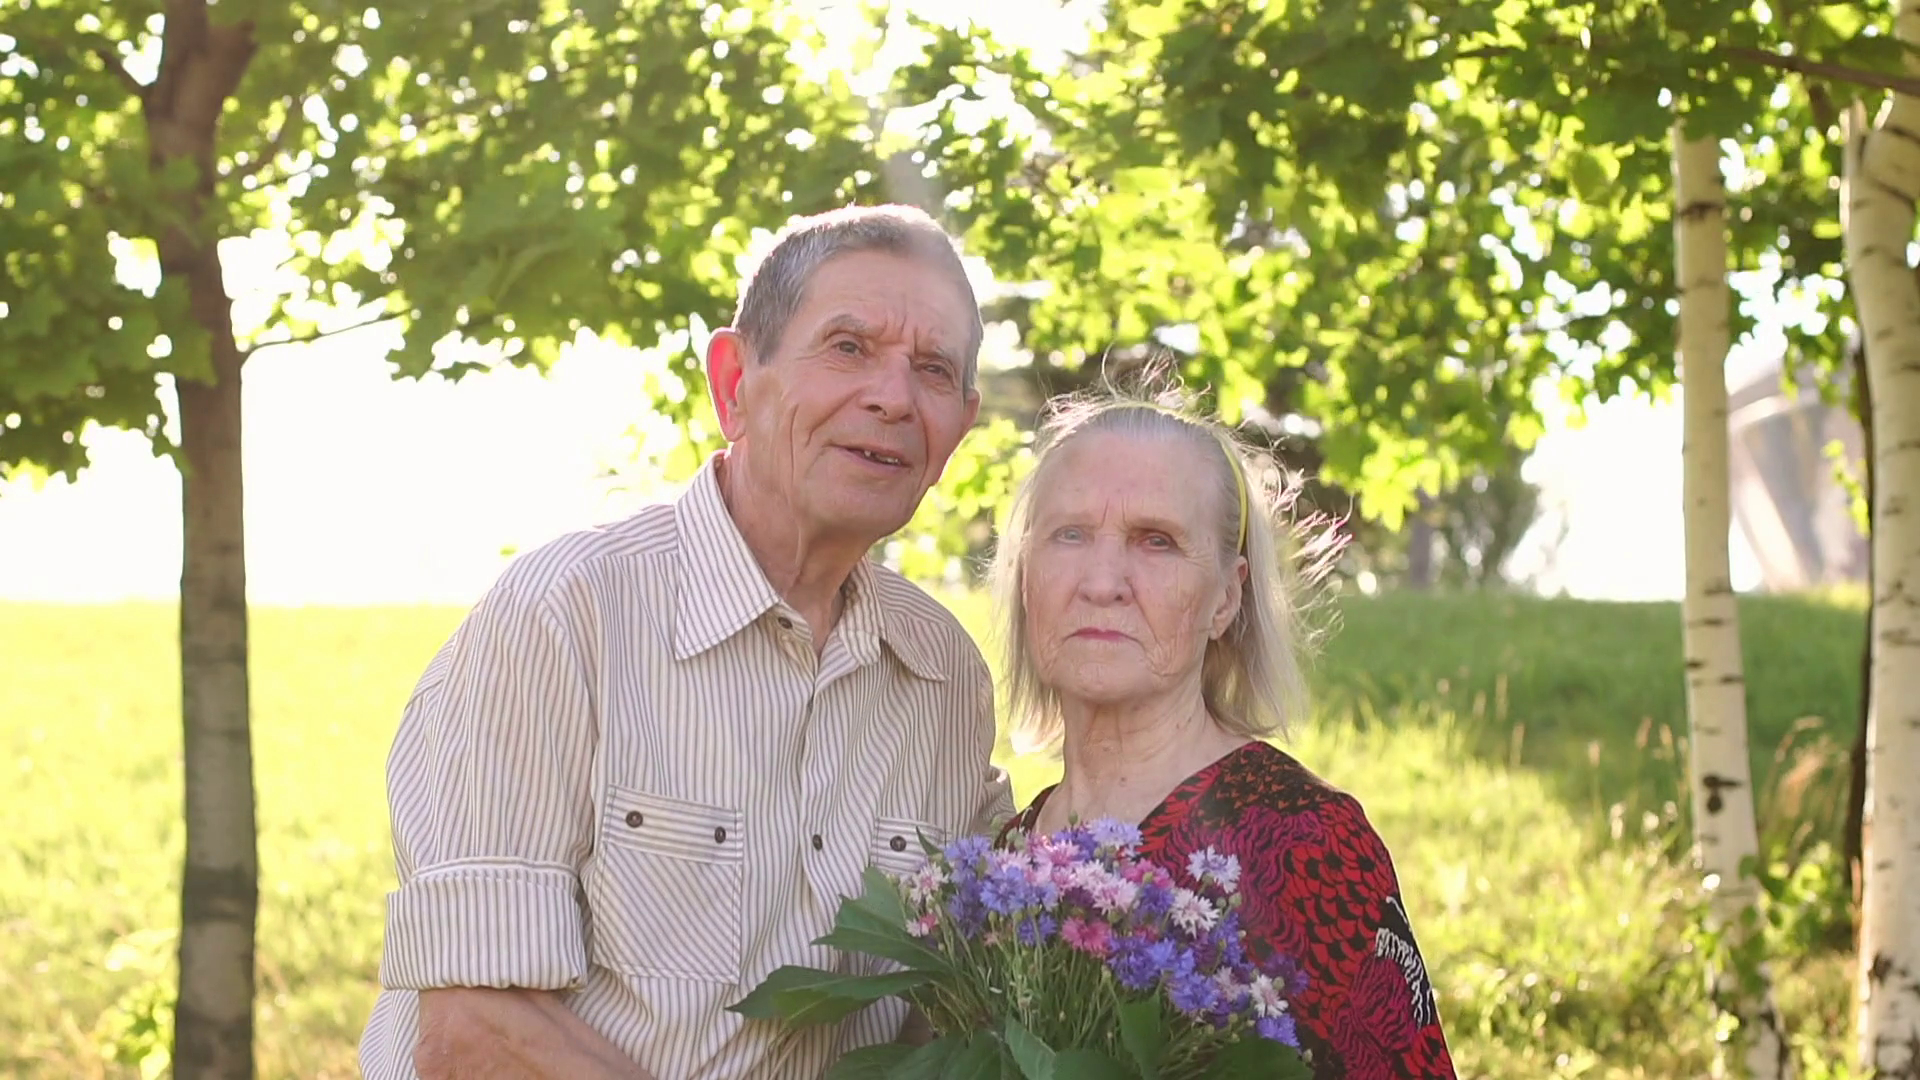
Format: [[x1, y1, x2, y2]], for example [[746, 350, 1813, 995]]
[[670, 454, 947, 682]]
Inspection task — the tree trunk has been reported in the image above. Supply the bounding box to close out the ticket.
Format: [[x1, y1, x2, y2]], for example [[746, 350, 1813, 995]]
[[1842, 39, 1920, 1071], [1845, 328, 1872, 917], [1673, 124, 1792, 1080], [145, 7, 260, 1077]]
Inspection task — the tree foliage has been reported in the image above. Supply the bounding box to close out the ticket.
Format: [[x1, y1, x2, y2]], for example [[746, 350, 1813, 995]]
[[0, 0, 892, 478], [883, 0, 1897, 526]]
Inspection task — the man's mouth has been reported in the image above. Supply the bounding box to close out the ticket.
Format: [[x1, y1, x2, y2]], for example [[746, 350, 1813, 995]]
[[844, 446, 909, 468]]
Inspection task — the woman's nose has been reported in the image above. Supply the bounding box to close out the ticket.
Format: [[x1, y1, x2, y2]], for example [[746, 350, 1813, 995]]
[[1074, 540, 1131, 603]]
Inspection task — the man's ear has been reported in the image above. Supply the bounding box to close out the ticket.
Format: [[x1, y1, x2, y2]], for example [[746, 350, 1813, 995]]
[[706, 329, 751, 441]]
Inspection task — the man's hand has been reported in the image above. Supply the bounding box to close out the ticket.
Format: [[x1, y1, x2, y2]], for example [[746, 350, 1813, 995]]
[[415, 988, 658, 1080]]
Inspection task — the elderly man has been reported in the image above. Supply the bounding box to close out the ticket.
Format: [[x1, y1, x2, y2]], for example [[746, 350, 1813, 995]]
[[358, 204, 1013, 1079]]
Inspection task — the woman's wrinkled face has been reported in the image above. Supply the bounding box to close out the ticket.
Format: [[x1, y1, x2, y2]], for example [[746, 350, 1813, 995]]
[[1023, 431, 1245, 710]]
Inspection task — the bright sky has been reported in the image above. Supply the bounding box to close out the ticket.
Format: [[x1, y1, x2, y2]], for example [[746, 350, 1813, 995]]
[[0, 1, 1779, 606]]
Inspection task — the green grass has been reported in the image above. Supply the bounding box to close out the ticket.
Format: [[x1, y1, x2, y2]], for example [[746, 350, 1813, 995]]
[[0, 592, 1863, 1078]]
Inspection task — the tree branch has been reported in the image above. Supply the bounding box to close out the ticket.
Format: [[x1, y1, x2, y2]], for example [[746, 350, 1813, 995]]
[[1722, 45, 1920, 99], [87, 36, 148, 102], [244, 313, 397, 356]]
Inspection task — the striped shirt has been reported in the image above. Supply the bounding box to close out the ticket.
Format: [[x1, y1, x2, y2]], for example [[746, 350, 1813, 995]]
[[358, 457, 1013, 1079]]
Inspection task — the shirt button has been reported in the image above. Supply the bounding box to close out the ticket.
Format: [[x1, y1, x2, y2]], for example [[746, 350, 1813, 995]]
[[810, 834, 823, 851], [624, 811, 644, 828], [714, 826, 728, 844], [889, 835, 907, 852]]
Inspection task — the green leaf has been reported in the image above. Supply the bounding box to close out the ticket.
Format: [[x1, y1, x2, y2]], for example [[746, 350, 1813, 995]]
[[824, 1042, 916, 1080], [938, 1034, 1011, 1080], [1049, 1049, 1133, 1080], [884, 1033, 1009, 1080], [886, 1036, 966, 1080], [1004, 1018, 1057, 1080], [1116, 997, 1166, 1079], [1204, 1037, 1314, 1080], [1567, 150, 1612, 205], [814, 899, 953, 975], [727, 965, 933, 1027], [855, 864, 914, 920]]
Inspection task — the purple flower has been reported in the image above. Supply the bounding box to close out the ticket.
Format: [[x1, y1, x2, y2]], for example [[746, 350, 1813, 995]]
[[1168, 968, 1223, 1016], [1086, 818, 1143, 850], [1016, 915, 1058, 945], [1133, 881, 1174, 919], [1256, 1013, 1299, 1047], [1108, 934, 1177, 991], [945, 835, 991, 870]]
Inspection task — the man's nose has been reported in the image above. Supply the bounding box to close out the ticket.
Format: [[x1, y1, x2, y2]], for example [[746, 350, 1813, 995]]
[[860, 354, 917, 421]]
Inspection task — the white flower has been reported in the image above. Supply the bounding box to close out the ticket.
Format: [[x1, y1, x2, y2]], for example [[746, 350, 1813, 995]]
[[1167, 887, 1219, 934], [906, 864, 947, 906], [1187, 846, 1242, 891], [1248, 975, 1290, 1018]]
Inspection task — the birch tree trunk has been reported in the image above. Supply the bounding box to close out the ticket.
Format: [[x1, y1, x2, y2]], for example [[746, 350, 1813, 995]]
[[1841, 14, 1920, 1065], [1673, 124, 1791, 1080]]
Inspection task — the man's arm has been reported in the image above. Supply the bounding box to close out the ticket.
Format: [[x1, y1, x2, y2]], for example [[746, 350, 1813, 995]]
[[369, 577, 638, 1078], [415, 989, 657, 1080]]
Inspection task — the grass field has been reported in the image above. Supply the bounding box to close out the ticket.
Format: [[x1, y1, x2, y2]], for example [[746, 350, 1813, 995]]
[[0, 590, 1866, 1078]]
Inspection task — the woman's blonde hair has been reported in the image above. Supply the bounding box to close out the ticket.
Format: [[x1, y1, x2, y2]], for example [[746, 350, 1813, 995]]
[[988, 372, 1343, 754]]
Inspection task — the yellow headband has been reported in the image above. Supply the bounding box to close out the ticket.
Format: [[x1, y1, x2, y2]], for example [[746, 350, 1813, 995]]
[[1113, 403, 1249, 555], [1221, 437, 1250, 555]]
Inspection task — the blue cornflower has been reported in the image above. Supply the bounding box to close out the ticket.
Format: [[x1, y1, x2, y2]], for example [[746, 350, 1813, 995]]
[[944, 835, 991, 870], [1108, 934, 1177, 991], [1168, 969, 1222, 1016], [1134, 881, 1174, 918], [946, 891, 987, 938], [1086, 818, 1143, 850], [1016, 914, 1058, 946], [1257, 1013, 1300, 1047]]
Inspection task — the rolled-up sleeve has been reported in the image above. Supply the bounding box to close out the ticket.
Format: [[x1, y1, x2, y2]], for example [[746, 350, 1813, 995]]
[[377, 580, 597, 992]]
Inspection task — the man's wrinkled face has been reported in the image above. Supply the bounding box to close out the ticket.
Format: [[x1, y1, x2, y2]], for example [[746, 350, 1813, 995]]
[[716, 250, 979, 546]]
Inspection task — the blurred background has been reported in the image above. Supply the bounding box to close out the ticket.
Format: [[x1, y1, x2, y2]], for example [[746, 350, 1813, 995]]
[[0, 0, 1890, 1077]]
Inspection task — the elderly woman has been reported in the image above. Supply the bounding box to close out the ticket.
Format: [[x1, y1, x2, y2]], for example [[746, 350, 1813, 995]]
[[989, 389, 1456, 1079]]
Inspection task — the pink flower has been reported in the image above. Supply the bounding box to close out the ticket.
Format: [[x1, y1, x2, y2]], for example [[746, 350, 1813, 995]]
[[1090, 876, 1140, 915], [1031, 836, 1080, 867], [1060, 917, 1114, 957], [906, 913, 939, 938]]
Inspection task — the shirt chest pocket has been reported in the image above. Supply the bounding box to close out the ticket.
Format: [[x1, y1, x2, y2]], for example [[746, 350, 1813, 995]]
[[585, 786, 745, 985], [868, 814, 948, 879]]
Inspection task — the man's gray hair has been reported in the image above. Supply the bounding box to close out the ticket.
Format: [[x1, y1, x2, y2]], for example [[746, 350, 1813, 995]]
[[987, 373, 1346, 753], [732, 204, 984, 390]]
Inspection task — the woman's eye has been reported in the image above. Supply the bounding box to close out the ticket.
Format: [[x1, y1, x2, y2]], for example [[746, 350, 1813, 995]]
[[1053, 527, 1084, 543], [1142, 533, 1174, 551], [834, 338, 862, 354]]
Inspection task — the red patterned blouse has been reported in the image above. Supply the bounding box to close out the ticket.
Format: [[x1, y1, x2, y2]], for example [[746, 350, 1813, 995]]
[[1003, 742, 1457, 1080]]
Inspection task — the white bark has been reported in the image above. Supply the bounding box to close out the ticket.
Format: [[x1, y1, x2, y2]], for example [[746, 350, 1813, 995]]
[[1673, 124, 1791, 1080], [1842, 5, 1920, 1066]]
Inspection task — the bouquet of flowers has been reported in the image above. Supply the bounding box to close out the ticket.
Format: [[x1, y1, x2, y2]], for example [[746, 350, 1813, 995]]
[[730, 818, 1312, 1079]]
